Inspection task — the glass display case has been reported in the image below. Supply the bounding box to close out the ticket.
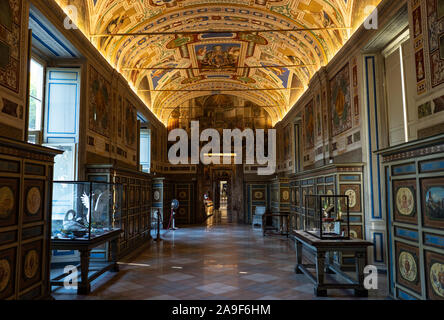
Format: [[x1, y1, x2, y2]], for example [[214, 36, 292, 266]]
[[51, 181, 122, 240], [304, 194, 350, 240]]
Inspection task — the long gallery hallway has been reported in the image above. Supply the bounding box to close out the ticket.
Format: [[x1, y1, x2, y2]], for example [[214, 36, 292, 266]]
[[52, 223, 388, 300]]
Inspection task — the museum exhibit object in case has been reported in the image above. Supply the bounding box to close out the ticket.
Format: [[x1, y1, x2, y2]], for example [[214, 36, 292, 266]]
[[304, 194, 350, 240], [50, 181, 123, 294], [51, 181, 123, 240], [293, 230, 373, 297]]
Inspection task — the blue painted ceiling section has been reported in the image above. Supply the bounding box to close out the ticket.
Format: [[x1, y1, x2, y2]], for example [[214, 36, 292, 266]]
[[29, 5, 80, 58]]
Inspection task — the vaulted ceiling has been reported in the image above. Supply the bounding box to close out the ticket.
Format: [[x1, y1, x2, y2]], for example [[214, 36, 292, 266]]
[[56, 0, 381, 125]]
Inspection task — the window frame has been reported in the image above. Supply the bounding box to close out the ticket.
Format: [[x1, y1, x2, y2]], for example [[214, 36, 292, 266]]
[[381, 29, 411, 147], [140, 127, 151, 173], [28, 55, 47, 145]]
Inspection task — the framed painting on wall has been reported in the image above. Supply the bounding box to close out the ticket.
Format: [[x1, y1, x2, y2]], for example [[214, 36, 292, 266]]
[[427, 0, 444, 88], [0, 0, 22, 94], [125, 99, 137, 150], [393, 179, 417, 224], [88, 66, 111, 138], [330, 63, 352, 136], [283, 125, 291, 160], [421, 177, 444, 229], [304, 100, 315, 150]]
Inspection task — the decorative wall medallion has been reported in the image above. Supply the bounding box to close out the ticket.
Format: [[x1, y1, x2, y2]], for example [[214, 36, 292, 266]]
[[24, 250, 39, 279], [349, 225, 363, 239], [426, 251, 444, 299], [350, 229, 358, 239], [0, 259, 10, 292], [26, 187, 41, 216], [254, 191, 263, 200], [282, 190, 289, 201], [396, 242, 421, 293], [344, 189, 357, 208], [399, 251, 418, 283], [0, 186, 14, 219], [153, 190, 160, 201], [393, 180, 417, 224], [340, 184, 361, 212], [430, 262, 444, 298], [396, 187, 415, 216]]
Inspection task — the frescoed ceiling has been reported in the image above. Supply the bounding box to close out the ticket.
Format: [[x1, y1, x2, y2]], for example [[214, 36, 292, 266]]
[[55, 0, 382, 125]]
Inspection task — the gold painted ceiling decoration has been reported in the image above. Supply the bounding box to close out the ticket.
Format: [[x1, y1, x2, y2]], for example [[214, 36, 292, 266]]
[[56, 0, 381, 125]]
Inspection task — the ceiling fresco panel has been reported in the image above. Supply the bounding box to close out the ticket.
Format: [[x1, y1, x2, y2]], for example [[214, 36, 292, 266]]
[[55, 0, 382, 125]]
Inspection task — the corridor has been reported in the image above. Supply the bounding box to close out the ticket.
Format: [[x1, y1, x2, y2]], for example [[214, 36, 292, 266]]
[[52, 224, 388, 300]]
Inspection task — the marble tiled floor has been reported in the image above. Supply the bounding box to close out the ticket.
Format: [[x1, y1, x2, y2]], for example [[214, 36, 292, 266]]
[[52, 222, 389, 300]]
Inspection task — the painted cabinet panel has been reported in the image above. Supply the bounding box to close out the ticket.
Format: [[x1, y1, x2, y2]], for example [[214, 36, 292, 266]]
[[380, 135, 444, 300], [0, 137, 61, 299]]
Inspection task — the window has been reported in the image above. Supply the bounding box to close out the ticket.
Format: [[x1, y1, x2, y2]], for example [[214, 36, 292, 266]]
[[43, 68, 80, 143], [383, 31, 415, 146], [43, 68, 80, 181], [140, 128, 151, 173], [28, 59, 45, 144]]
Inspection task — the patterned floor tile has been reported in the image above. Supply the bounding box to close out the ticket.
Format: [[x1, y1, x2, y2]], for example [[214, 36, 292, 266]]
[[196, 283, 239, 295], [240, 258, 268, 265], [157, 272, 195, 281], [51, 223, 388, 300], [169, 258, 199, 264], [242, 273, 279, 283]]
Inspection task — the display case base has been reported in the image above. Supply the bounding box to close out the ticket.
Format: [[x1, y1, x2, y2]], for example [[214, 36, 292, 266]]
[[292, 230, 373, 297], [50, 230, 122, 295]]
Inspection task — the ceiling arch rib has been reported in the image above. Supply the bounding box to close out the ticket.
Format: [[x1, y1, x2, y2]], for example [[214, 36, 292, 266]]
[[55, 0, 383, 125]]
